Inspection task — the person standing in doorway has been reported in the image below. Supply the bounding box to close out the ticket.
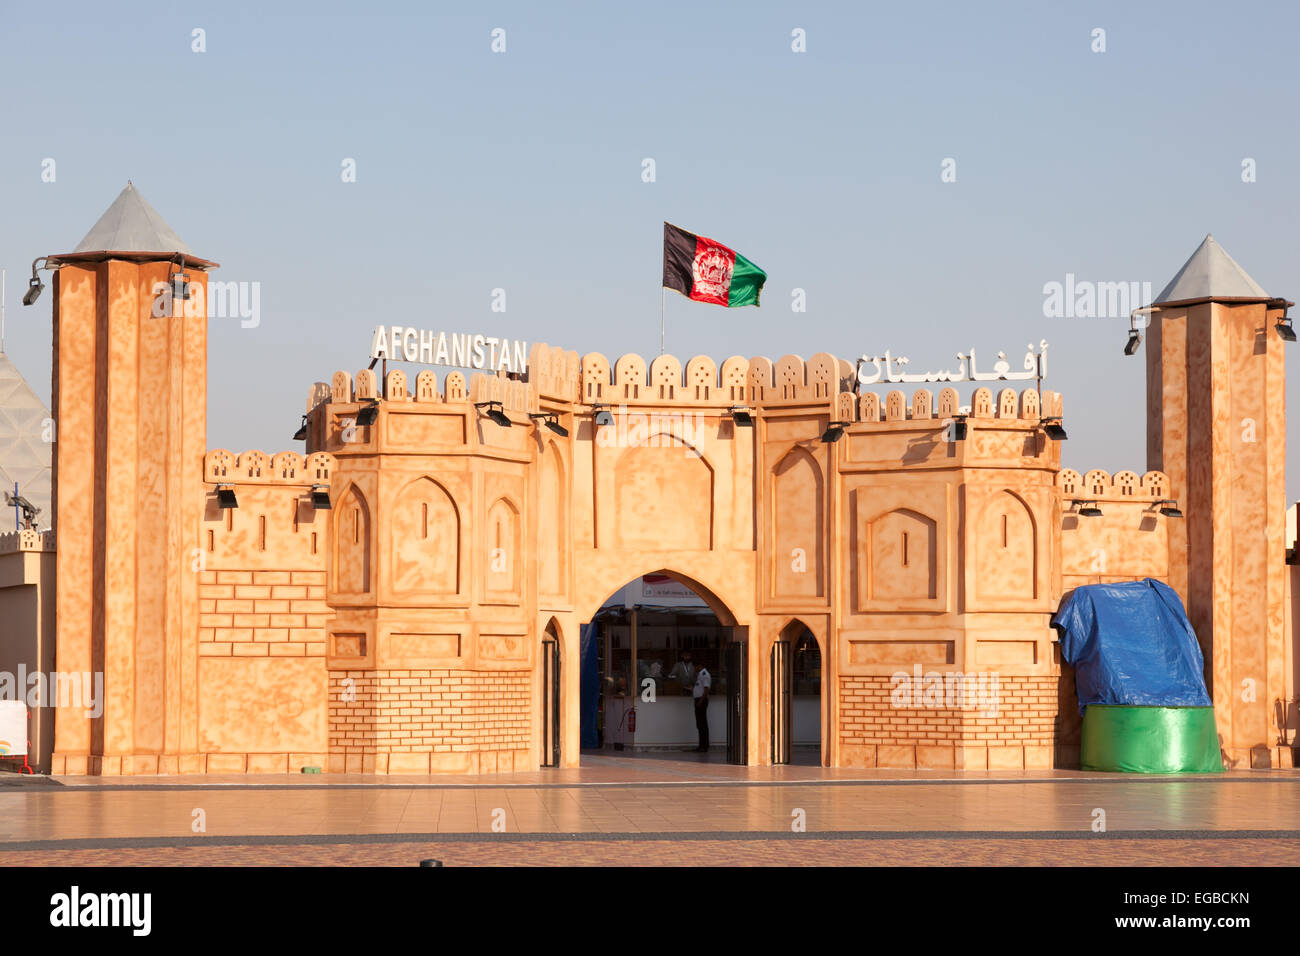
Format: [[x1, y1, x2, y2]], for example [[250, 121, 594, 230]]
[[693, 660, 712, 752]]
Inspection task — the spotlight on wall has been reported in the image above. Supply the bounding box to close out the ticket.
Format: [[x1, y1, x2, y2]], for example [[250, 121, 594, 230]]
[[592, 403, 614, 427], [1041, 417, 1068, 440], [1155, 498, 1183, 518], [1124, 329, 1142, 355], [820, 421, 850, 443], [728, 406, 755, 427], [216, 484, 238, 509], [474, 401, 512, 427], [21, 258, 46, 306], [951, 415, 968, 442], [1276, 317, 1297, 342], [529, 412, 569, 437], [355, 400, 380, 426], [292, 415, 309, 441], [1072, 499, 1103, 517], [310, 483, 332, 509]]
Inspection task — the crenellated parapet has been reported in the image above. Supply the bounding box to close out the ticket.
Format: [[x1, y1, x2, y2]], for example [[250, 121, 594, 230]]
[[205, 449, 339, 485], [469, 372, 531, 412], [840, 386, 1062, 425], [579, 351, 851, 406], [1057, 468, 1170, 501], [0, 528, 56, 554]]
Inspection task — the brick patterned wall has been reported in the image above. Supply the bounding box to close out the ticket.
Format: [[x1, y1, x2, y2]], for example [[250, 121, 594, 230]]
[[839, 675, 1075, 769], [197, 570, 330, 657], [327, 669, 531, 774]]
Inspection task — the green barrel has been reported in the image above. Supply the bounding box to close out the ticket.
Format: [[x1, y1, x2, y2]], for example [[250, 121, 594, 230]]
[[1081, 705, 1224, 773]]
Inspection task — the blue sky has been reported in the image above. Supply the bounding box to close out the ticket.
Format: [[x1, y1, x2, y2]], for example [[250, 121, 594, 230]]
[[2, 1, 1298, 495]]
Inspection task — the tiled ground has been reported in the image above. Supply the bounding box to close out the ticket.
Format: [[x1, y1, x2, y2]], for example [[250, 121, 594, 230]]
[[2, 755, 1297, 865], [3, 838, 1296, 867]]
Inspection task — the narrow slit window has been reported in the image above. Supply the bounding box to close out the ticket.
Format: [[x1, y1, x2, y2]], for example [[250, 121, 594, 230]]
[[902, 531, 909, 567]]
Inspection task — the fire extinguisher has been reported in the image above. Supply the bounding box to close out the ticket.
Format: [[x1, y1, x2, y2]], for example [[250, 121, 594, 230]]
[[627, 708, 636, 733]]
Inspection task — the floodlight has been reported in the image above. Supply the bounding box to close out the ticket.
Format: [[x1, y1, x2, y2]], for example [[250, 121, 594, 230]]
[[311, 484, 332, 509], [820, 421, 849, 443], [1041, 417, 1068, 440], [592, 404, 614, 427], [728, 406, 754, 427], [1073, 499, 1102, 517], [292, 415, 308, 441], [1124, 329, 1142, 355], [216, 484, 238, 509], [1156, 499, 1183, 518], [474, 401, 512, 427], [356, 400, 380, 426], [529, 412, 569, 437], [1277, 317, 1297, 342]]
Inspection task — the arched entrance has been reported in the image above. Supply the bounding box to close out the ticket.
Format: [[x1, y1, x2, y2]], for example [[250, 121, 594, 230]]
[[577, 571, 747, 765], [771, 619, 824, 766]]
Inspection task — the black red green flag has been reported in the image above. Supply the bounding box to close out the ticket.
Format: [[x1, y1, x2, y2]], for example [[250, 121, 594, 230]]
[[662, 222, 767, 308]]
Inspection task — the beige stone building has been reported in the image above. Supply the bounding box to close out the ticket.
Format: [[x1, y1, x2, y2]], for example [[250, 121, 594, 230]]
[[1, 187, 1295, 775]]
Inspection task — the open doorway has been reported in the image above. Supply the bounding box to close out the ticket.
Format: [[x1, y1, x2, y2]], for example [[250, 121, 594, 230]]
[[772, 620, 823, 766], [540, 619, 561, 768], [580, 572, 746, 764]]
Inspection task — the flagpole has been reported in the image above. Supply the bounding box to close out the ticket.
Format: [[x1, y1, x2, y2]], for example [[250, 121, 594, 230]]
[[660, 287, 665, 356]]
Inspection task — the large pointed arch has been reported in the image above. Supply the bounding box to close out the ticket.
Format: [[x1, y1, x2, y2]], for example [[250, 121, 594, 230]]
[[391, 475, 461, 595]]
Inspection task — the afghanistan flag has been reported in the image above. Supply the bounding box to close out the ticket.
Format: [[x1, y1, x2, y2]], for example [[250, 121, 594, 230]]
[[662, 222, 767, 308]]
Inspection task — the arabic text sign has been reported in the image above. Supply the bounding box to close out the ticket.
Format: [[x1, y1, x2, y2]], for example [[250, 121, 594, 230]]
[[858, 340, 1048, 387]]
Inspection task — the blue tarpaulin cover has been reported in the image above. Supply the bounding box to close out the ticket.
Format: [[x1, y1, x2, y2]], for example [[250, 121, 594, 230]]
[[1052, 578, 1212, 715]]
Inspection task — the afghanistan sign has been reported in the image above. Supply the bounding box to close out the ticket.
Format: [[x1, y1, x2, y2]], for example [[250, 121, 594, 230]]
[[370, 325, 529, 373], [662, 222, 767, 308]]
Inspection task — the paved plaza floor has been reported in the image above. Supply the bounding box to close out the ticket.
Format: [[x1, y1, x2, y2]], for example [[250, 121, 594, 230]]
[[3, 752, 1297, 865]]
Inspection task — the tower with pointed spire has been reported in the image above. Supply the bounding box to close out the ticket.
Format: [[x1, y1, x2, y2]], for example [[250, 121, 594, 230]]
[[1146, 234, 1291, 768], [45, 183, 218, 775]]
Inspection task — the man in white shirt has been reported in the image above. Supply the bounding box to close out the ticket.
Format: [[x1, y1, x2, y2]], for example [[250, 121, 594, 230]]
[[692, 662, 712, 753]]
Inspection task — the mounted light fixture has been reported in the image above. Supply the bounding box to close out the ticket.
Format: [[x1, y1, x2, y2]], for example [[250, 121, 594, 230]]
[[591, 403, 614, 427], [355, 399, 380, 427], [1072, 499, 1102, 517], [292, 415, 309, 441], [529, 411, 569, 437], [820, 421, 850, 443], [166, 254, 192, 301], [21, 258, 46, 306], [728, 406, 754, 427], [310, 483, 332, 509], [951, 414, 968, 442], [474, 401, 512, 427], [216, 484, 238, 509], [1125, 306, 1157, 356], [1155, 498, 1183, 518], [1040, 417, 1068, 440], [1276, 316, 1297, 342]]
